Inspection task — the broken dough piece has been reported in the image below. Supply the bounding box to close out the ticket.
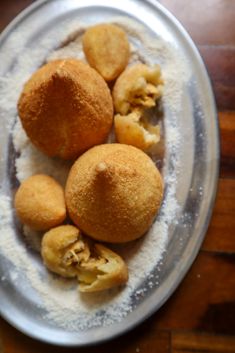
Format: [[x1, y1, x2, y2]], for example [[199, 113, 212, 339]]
[[41, 225, 128, 291], [78, 244, 128, 292], [115, 110, 160, 151], [113, 63, 163, 115], [41, 225, 90, 278]]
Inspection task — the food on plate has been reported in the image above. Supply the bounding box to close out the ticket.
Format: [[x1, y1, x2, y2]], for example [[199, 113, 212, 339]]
[[14, 174, 66, 231], [13, 23, 167, 298], [41, 225, 89, 278], [65, 143, 163, 243], [18, 59, 113, 159], [113, 63, 163, 115], [41, 225, 128, 291], [115, 109, 160, 151], [82, 23, 130, 81], [112, 63, 163, 150]]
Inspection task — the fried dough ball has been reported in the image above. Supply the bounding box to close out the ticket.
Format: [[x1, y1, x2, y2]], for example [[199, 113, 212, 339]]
[[82, 23, 130, 81], [113, 63, 163, 115], [65, 144, 163, 243], [18, 59, 113, 159], [14, 174, 66, 231], [41, 225, 128, 291], [115, 110, 160, 151]]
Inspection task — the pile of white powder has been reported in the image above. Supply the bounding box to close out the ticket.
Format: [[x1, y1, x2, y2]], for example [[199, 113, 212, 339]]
[[0, 17, 190, 330]]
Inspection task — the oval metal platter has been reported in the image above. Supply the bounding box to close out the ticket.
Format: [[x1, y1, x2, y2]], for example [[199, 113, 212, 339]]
[[0, 0, 219, 346]]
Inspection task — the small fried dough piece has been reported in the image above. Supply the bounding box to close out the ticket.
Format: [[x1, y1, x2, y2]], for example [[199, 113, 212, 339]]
[[115, 110, 160, 151], [41, 225, 90, 278], [14, 174, 66, 231], [41, 225, 128, 291], [82, 23, 130, 81], [113, 63, 163, 115], [78, 244, 128, 292]]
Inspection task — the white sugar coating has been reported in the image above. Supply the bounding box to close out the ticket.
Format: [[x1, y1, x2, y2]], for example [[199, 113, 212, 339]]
[[0, 196, 40, 285], [0, 17, 190, 330], [14, 141, 71, 187], [0, 196, 13, 227]]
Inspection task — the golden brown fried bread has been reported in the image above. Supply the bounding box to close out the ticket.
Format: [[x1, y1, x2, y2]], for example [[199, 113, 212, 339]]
[[41, 225, 128, 291], [113, 63, 163, 151], [65, 144, 163, 243], [41, 225, 90, 278], [78, 244, 128, 292], [115, 110, 160, 151], [18, 59, 113, 159], [82, 23, 130, 81], [14, 174, 66, 231], [113, 63, 163, 115]]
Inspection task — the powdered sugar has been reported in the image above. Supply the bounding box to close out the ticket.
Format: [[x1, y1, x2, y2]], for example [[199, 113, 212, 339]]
[[0, 16, 190, 331]]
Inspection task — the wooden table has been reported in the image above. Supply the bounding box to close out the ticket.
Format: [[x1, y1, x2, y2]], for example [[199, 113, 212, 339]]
[[1, 1, 235, 352]]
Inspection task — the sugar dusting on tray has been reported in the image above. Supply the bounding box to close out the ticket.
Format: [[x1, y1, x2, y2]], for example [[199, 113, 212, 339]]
[[0, 17, 190, 330]]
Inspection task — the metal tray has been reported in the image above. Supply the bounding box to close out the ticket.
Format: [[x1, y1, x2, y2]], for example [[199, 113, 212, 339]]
[[0, 0, 219, 346]]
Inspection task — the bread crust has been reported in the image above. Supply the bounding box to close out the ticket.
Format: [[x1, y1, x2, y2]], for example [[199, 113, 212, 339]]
[[18, 59, 113, 159]]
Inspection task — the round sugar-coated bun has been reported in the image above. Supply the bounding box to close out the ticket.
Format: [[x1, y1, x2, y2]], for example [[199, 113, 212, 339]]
[[18, 59, 113, 159], [14, 174, 66, 231], [65, 144, 163, 243]]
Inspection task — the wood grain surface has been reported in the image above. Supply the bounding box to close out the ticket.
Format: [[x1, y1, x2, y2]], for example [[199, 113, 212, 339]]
[[1, 1, 235, 352]]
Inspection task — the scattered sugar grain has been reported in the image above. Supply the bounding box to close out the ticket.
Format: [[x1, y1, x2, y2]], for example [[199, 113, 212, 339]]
[[9, 271, 18, 281]]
